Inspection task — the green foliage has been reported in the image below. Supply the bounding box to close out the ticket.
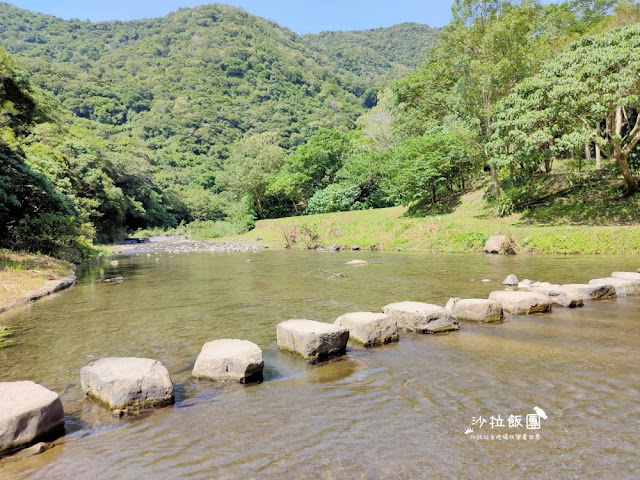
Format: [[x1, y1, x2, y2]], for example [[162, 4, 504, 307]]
[[267, 128, 353, 208], [383, 124, 481, 207], [306, 184, 362, 214], [303, 23, 440, 86], [493, 23, 640, 193], [0, 2, 369, 240], [1, 0, 639, 251]]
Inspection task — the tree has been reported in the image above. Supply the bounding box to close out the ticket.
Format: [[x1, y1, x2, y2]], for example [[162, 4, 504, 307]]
[[493, 23, 640, 193], [267, 129, 351, 209], [394, 1, 549, 199], [384, 123, 481, 207], [217, 132, 284, 218]]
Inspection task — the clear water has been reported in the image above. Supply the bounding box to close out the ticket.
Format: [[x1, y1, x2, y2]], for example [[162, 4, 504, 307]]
[[1, 251, 639, 479]]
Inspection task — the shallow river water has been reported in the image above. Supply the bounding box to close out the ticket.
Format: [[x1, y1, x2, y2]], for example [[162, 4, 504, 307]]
[[1, 251, 639, 479]]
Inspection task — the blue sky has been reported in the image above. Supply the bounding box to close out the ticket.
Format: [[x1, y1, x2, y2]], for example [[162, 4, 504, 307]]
[[7, 1, 457, 33]]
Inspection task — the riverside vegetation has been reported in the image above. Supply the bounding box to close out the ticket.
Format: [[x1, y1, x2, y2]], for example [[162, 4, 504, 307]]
[[1, 0, 640, 263]]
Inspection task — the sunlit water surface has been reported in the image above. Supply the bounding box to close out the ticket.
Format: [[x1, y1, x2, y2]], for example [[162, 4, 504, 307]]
[[1, 251, 639, 479]]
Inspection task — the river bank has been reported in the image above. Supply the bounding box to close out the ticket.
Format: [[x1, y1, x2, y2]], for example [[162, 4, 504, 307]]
[[0, 250, 75, 319]]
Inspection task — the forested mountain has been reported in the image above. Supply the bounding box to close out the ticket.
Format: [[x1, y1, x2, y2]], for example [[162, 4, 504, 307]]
[[0, 3, 380, 239], [303, 23, 440, 86]]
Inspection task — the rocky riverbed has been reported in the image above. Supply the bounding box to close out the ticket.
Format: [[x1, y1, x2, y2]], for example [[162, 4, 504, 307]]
[[108, 236, 265, 256]]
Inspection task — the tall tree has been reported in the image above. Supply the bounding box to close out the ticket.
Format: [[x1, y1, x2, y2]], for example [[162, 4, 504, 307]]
[[493, 23, 640, 193], [217, 132, 285, 218]]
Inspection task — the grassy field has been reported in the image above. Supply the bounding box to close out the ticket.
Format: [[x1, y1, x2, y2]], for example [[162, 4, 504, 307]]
[[0, 249, 72, 320], [227, 188, 640, 255]]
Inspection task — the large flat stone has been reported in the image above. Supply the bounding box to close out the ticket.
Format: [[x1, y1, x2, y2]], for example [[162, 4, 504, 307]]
[[560, 283, 617, 301], [381, 302, 459, 333], [488, 291, 552, 315], [611, 271, 640, 281], [0, 381, 65, 456], [589, 278, 640, 296], [192, 339, 263, 383], [450, 299, 503, 323], [80, 357, 174, 410], [334, 312, 398, 347], [277, 320, 349, 362], [529, 286, 584, 308]]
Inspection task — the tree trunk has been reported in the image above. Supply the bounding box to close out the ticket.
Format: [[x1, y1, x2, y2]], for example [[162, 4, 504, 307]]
[[485, 115, 501, 198], [489, 164, 501, 198], [583, 144, 591, 173], [543, 158, 552, 174], [616, 152, 639, 194], [595, 144, 601, 170], [431, 184, 437, 205], [613, 106, 638, 194]]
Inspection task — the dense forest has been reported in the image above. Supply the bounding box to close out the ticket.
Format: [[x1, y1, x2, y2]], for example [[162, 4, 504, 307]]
[[1, 0, 640, 259]]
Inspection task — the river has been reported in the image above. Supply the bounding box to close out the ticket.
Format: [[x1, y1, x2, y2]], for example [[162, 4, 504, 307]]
[[1, 251, 639, 479]]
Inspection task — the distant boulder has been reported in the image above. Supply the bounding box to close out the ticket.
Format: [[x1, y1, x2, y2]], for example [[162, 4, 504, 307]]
[[484, 235, 516, 254]]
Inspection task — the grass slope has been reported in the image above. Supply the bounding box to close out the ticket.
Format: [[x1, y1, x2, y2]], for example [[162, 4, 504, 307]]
[[229, 188, 640, 255]]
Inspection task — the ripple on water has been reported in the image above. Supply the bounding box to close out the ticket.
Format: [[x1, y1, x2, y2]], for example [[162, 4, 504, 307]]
[[1, 251, 640, 479]]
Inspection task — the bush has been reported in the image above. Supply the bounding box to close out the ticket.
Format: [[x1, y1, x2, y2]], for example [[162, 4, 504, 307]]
[[306, 184, 362, 214]]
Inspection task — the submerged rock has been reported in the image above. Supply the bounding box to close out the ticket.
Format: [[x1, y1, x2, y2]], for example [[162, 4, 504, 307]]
[[334, 312, 398, 347], [97, 277, 124, 284], [488, 291, 552, 315], [80, 357, 174, 410], [484, 235, 516, 254], [192, 339, 263, 383], [0, 381, 65, 456], [277, 319, 349, 363], [345, 259, 368, 266], [381, 302, 459, 334], [449, 298, 503, 323]]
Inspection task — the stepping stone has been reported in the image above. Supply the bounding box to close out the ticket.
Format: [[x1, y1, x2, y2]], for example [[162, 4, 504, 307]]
[[0, 381, 65, 456], [334, 312, 398, 347], [529, 286, 584, 308], [447, 298, 503, 323], [277, 320, 349, 362], [192, 339, 263, 383], [560, 284, 616, 301], [589, 278, 640, 296], [81, 357, 174, 410], [381, 302, 459, 333], [488, 291, 552, 315], [503, 274, 519, 286], [611, 271, 640, 281]]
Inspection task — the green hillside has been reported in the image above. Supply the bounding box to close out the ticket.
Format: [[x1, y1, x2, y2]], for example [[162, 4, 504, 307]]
[[303, 23, 440, 86]]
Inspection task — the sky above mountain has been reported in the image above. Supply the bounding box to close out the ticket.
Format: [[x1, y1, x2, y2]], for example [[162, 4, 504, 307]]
[[6, 0, 456, 33]]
